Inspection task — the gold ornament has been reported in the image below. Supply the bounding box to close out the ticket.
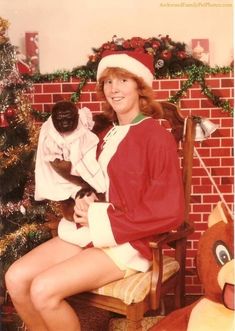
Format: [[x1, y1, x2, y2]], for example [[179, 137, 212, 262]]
[[0, 17, 9, 44]]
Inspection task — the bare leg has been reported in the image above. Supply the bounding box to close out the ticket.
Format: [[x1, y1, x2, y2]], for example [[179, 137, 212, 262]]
[[29, 247, 125, 331], [5, 236, 84, 331]]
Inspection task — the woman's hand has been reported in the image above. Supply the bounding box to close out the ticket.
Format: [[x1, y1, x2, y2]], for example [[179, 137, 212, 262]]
[[73, 192, 98, 227]]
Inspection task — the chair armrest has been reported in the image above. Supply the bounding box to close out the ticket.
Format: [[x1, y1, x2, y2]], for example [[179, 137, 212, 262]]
[[149, 223, 194, 249]]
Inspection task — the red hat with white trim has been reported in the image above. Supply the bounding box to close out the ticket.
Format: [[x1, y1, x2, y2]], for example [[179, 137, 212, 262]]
[[97, 50, 154, 87]]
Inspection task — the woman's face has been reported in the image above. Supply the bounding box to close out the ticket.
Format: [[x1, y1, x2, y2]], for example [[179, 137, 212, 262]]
[[103, 75, 140, 124]]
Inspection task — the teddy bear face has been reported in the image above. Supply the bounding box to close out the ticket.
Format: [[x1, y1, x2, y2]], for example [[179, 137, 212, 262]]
[[197, 219, 234, 308]]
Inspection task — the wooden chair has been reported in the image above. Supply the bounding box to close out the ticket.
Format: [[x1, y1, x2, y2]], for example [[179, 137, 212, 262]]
[[68, 101, 196, 331]]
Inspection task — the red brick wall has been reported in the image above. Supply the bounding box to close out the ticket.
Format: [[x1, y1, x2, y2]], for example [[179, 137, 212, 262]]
[[32, 73, 234, 295]]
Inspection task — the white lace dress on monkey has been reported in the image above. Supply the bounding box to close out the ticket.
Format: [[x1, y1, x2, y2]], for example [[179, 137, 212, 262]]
[[34, 107, 106, 247]]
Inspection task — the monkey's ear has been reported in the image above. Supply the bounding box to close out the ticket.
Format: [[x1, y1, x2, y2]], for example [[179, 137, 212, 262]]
[[92, 113, 112, 134]]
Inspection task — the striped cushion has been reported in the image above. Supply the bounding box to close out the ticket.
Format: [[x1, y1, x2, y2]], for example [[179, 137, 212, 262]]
[[91, 255, 179, 305]]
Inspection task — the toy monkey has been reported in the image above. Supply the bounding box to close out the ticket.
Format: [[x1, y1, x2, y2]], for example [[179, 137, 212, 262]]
[[49, 101, 95, 193]]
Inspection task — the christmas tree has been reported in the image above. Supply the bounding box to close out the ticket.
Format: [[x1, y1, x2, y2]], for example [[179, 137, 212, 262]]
[[0, 17, 54, 304]]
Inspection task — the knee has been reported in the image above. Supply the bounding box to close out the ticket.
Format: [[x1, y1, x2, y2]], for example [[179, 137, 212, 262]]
[[5, 261, 28, 298], [30, 276, 59, 311]]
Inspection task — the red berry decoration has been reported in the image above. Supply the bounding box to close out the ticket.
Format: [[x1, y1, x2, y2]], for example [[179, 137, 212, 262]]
[[161, 50, 172, 60], [177, 51, 187, 59], [152, 41, 161, 49]]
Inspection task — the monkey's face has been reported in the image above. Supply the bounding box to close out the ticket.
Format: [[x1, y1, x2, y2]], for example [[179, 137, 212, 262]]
[[52, 108, 78, 133]]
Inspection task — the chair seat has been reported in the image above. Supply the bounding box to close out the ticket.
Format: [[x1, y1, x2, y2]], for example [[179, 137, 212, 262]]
[[91, 255, 179, 305]]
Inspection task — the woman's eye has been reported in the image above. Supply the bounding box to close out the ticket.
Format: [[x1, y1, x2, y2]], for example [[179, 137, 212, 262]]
[[104, 79, 112, 84]]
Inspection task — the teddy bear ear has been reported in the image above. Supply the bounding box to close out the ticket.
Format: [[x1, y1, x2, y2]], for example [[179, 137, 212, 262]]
[[208, 201, 231, 228]]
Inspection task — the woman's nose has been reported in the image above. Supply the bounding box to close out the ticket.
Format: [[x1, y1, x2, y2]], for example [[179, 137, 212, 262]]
[[111, 81, 119, 93]]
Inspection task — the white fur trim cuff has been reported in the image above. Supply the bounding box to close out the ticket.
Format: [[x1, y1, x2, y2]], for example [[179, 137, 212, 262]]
[[88, 202, 117, 247], [58, 218, 91, 247]]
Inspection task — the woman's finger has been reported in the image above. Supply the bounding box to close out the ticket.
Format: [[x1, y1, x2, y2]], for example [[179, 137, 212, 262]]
[[84, 192, 98, 204], [75, 199, 88, 211], [73, 212, 88, 226]]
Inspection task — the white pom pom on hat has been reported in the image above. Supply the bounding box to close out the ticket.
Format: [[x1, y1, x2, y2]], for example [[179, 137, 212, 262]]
[[96, 50, 154, 87]]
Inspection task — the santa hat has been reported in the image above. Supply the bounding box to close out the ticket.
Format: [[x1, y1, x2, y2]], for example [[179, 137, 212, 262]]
[[97, 50, 154, 87]]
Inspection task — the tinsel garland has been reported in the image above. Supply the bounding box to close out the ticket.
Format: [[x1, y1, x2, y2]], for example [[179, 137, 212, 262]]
[[0, 171, 62, 217], [0, 42, 32, 113], [0, 190, 61, 279], [0, 96, 39, 171], [1, 144, 30, 168], [0, 42, 16, 81], [15, 95, 39, 146], [0, 223, 52, 272]]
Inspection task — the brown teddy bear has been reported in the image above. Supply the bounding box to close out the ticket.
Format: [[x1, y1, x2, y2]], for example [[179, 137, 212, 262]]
[[149, 201, 234, 331]]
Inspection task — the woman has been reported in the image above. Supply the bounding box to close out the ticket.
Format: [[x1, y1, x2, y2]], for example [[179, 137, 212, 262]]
[[5, 50, 184, 331]]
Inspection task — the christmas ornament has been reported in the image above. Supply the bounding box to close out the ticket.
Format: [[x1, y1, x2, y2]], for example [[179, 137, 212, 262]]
[[0, 111, 9, 127], [155, 59, 164, 69], [17, 60, 31, 75], [0, 17, 9, 45], [0, 17, 9, 33], [20, 205, 26, 215], [5, 106, 16, 118], [112, 35, 125, 46]]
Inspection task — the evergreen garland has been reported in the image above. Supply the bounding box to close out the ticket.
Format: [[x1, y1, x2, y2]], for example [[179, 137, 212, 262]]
[[168, 65, 233, 115], [23, 35, 233, 116]]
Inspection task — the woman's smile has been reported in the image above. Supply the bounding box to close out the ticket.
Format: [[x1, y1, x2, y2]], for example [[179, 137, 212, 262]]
[[111, 96, 124, 102]]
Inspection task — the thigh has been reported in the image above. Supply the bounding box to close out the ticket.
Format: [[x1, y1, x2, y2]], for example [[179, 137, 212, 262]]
[[34, 246, 125, 300], [10, 236, 82, 282]]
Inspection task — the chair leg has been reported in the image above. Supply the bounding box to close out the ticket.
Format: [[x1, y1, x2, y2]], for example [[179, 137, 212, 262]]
[[174, 270, 185, 308], [126, 303, 144, 331], [126, 318, 142, 331], [159, 298, 166, 316], [175, 239, 187, 308]]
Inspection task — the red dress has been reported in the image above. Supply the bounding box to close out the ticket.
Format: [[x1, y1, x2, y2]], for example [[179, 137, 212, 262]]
[[88, 116, 184, 270]]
